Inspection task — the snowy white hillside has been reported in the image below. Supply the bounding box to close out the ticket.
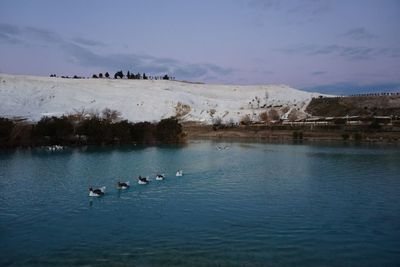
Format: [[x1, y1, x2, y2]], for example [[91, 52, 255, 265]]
[[0, 74, 327, 123]]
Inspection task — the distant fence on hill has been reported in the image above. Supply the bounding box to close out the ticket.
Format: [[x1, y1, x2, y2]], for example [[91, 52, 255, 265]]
[[348, 92, 400, 97], [316, 92, 400, 99]]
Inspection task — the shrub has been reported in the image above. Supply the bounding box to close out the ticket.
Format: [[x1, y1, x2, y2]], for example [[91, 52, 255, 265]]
[[259, 111, 269, 122], [156, 118, 182, 142], [342, 133, 350, 140], [353, 132, 363, 142], [131, 121, 156, 143], [212, 116, 222, 126], [112, 120, 132, 143], [33, 116, 74, 144], [240, 114, 251, 125], [268, 109, 280, 121], [102, 108, 121, 123], [0, 117, 14, 147], [76, 117, 112, 145], [369, 119, 381, 130]]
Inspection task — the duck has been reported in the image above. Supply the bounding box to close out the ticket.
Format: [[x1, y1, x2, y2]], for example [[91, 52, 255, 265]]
[[155, 174, 165, 181], [137, 176, 149, 185], [89, 186, 106, 197], [175, 170, 183, 176], [117, 181, 130, 189]]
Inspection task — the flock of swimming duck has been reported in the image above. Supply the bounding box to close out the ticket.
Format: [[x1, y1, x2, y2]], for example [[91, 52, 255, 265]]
[[88, 170, 184, 197]]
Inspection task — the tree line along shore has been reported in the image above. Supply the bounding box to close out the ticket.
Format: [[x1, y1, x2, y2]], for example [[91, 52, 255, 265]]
[[0, 110, 183, 148]]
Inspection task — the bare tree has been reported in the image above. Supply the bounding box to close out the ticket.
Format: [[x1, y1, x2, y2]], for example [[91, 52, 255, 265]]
[[102, 108, 121, 123]]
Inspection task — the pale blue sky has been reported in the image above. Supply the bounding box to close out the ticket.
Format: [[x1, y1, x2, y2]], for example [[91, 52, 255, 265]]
[[0, 0, 399, 94]]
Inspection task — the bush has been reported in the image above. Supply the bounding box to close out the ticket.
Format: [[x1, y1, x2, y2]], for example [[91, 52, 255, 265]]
[[131, 121, 156, 143], [369, 119, 381, 130], [112, 120, 132, 143], [268, 109, 280, 121], [0, 118, 14, 147], [212, 117, 222, 126], [240, 114, 251, 125], [259, 111, 269, 122], [353, 132, 363, 142], [156, 118, 182, 142], [342, 133, 350, 140], [76, 117, 112, 145], [33, 116, 74, 144], [102, 108, 121, 123]]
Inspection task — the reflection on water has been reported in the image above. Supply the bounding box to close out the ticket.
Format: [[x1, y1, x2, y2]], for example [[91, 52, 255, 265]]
[[0, 141, 399, 266]]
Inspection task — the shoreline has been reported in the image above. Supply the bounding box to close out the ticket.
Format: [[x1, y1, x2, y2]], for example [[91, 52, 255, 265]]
[[182, 122, 400, 144]]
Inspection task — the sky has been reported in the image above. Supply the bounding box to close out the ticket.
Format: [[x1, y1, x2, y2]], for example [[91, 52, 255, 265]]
[[0, 0, 399, 94]]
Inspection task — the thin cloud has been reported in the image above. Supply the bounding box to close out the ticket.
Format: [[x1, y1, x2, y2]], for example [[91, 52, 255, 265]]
[[0, 32, 22, 44], [340, 27, 377, 40], [0, 23, 23, 44], [1, 24, 233, 79], [0, 23, 22, 35], [277, 44, 400, 60], [311, 71, 326, 75], [248, 0, 330, 16], [63, 43, 233, 78], [72, 37, 106, 47], [25, 26, 63, 43], [287, 0, 330, 15]]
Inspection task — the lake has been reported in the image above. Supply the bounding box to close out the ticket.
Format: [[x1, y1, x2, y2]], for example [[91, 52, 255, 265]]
[[0, 141, 399, 266]]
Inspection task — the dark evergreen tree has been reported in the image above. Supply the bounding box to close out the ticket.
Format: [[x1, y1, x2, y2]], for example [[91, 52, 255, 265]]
[[114, 71, 124, 79], [99, 73, 103, 78], [163, 74, 170, 80], [92, 74, 98, 78], [143, 73, 148, 80], [105, 72, 110, 78]]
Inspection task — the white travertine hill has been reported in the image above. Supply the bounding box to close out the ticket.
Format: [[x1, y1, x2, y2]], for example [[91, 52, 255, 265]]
[[0, 74, 327, 123]]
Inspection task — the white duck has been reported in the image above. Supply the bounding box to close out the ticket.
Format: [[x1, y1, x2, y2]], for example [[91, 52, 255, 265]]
[[117, 181, 130, 189], [176, 170, 183, 177], [137, 176, 149, 185], [156, 174, 165, 181], [89, 186, 106, 197]]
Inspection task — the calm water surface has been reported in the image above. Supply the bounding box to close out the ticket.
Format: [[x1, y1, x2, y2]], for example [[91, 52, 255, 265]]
[[0, 141, 399, 266]]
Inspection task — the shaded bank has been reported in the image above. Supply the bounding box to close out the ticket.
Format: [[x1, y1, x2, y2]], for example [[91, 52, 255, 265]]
[[183, 122, 400, 143], [0, 116, 183, 148]]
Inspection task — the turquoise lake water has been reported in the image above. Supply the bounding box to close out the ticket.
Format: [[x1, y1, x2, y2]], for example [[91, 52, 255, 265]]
[[0, 141, 399, 266]]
